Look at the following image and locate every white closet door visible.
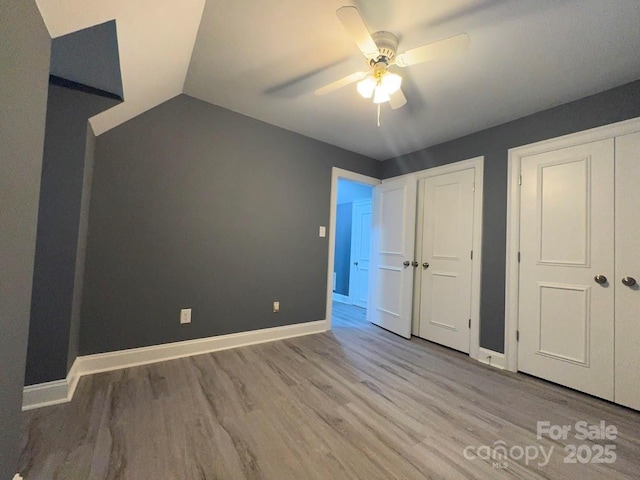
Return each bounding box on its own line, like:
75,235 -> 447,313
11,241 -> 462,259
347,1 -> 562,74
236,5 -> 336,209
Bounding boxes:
614,131 -> 640,410
418,168 -> 475,353
367,176 -> 417,338
518,139 -> 615,400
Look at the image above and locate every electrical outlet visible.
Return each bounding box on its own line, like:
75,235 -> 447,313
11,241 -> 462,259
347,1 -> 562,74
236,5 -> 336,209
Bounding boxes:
319,226 -> 326,237
180,308 -> 192,324
273,301 -> 280,313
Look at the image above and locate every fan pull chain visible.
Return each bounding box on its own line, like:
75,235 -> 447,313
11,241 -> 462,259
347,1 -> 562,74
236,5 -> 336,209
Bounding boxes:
377,103 -> 381,127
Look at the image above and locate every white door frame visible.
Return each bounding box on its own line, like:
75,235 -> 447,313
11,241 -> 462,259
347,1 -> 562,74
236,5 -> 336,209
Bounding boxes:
504,116 -> 640,372
326,168 -> 381,328
386,156 -> 483,361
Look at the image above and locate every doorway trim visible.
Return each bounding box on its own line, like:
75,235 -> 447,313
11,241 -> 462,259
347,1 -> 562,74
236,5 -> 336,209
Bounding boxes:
327,168 -> 381,329
504,116 -> 640,373
408,156 -> 484,361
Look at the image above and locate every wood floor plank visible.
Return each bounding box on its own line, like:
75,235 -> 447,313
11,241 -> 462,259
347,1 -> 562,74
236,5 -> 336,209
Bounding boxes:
19,302 -> 640,479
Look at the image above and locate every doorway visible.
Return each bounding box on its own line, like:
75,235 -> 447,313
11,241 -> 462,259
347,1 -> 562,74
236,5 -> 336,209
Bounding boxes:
333,179 -> 373,307
326,169 -> 380,329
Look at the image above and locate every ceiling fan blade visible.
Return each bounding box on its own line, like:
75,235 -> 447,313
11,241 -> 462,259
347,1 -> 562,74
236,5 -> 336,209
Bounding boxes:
396,33 -> 470,68
314,71 -> 369,96
389,88 -> 407,109
336,6 -> 379,59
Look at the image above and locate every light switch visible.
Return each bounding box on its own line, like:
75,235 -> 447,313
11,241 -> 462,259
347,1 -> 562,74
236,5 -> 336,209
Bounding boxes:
319,226 -> 326,237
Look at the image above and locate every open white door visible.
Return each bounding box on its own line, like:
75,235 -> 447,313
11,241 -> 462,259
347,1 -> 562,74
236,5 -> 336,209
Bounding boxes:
367,175 -> 417,338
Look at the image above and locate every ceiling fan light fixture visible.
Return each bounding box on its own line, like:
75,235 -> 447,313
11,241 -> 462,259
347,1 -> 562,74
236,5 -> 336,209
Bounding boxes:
358,69 -> 402,104
373,86 -> 391,104
317,6 -> 470,121
381,71 -> 402,95
357,75 -> 377,98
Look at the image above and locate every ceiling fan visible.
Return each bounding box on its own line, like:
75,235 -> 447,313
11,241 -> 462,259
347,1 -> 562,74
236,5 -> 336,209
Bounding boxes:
315,6 -> 470,123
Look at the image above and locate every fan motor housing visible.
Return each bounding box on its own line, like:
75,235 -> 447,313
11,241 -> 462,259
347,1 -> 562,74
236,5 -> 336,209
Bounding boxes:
370,31 -> 399,65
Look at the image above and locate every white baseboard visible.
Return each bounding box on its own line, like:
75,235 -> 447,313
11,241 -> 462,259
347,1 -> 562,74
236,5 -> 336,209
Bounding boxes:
77,319 -> 328,376
22,360 -> 79,411
477,347 -> 506,370
22,319 -> 328,410
332,292 -> 351,304
22,379 -> 68,411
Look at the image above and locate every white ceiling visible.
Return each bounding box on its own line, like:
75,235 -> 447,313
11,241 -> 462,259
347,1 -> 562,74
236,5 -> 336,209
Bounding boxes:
35,1 -> 640,160
185,0 -> 640,159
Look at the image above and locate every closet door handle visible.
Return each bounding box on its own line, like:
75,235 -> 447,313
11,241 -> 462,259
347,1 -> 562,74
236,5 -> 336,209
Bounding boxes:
403,261 -> 411,267
594,275 -> 607,285
622,277 -> 637,287
422,262 -> 430,269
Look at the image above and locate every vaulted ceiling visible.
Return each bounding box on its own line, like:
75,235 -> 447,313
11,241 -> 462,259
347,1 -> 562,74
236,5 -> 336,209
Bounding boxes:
36,0 -> 206,135
37,0 -> 640,160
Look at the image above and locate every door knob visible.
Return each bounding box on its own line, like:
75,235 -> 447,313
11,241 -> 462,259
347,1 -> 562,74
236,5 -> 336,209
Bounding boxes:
411,261 -> 419,267
353,261 -> 358,266
403,261 -> 411,267
422,262 -> 430,269
594,275 -> 607,285
622,276 -> 637,287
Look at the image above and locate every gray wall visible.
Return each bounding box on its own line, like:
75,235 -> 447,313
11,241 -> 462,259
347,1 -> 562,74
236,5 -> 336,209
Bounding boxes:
25,84 -> 119,385
334,203 -> 352,296
80,94 -> 379,355
69,126 -> 98,372
50,20 -> 123,98
0,2 -> 50,477
381,79 -> 640,353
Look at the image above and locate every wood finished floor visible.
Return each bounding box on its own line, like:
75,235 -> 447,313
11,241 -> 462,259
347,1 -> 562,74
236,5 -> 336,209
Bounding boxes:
19,303 -> 640,479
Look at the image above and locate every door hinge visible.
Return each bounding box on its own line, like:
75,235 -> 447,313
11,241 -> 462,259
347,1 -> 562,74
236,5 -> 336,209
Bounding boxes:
470,250 -> 473,260
468,318 -> 471,329
517,251 -> 521,263
518,175 -> 522,186
472,182 -> 476,192
516,330 -> 520,342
